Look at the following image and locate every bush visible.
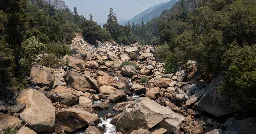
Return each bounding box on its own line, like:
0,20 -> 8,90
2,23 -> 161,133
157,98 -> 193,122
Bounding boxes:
120,61 -> 137,68
220,44 -> 256,111
47,42 -> 71,58
39,53 -> 64,68
140,76 -> 148,84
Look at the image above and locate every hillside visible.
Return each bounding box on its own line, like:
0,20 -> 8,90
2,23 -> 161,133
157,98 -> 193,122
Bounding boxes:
30,0 -> 67,9
125,0 -> 178,25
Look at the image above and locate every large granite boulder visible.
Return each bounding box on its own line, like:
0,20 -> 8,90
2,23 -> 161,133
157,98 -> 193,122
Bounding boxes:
17,89 -> 55,133
198,77 -> 234,117
114,97 -> 185,133
149,78 -> 172,88
56,108 -> 99,133
65,70 -> 98,93
49,86 -> 79,106
97,76 -> 115,86
66,56 -> 86,71
121,65 -> 137,78
30,66 -> 55,87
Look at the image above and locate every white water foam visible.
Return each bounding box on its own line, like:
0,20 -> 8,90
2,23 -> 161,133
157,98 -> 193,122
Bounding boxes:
98,118 -> 116,134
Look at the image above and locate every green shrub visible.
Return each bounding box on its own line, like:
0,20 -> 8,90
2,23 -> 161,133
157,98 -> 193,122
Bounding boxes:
3,128 -> 16,134
220,44 -> 256,111
120,61 -> 138,68
39,53 -> 64,68
140,76 -> 148,84
47,42 -> 71,58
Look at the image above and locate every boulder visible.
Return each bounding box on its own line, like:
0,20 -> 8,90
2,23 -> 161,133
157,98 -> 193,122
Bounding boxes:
17,89 -> 55,132
130,129 -> 151,134
113,102 -> 134,112
56,108 -> 99,133
198,77 -> 234,117
17,127 -> 37,134
84,126 -> 102,134
30,66 -> 54,87
50,86 -> 78,106
0,114 -> 22,131
138,53 -> 153,61
99,85 -> 117,94
131,84 -> 146,95
140,67 -> 151,75
109,90 -> 127,103
105,61 -> 114,68
125,47 -> 139,53
66,56 -> 86,70
120,54 -> 130,62
150,78 -> 172,88
115,97 -> 185,133
225,117 -> 256,134
65,70 -> 98,92
121,65 -> 137,78
97,76 -> 115,86
79,96 -> 93,107
146,87 -> 160,100
152,128 -> 167,134
86,61 -> 99,69
53,69 -> 66,87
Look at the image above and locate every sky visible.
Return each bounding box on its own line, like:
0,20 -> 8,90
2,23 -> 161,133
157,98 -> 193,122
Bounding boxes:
63,0 -> 170,24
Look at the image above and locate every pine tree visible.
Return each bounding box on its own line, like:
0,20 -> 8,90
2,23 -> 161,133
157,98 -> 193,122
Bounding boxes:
74,7 -> 79,24
89,14 -> 93,21
0,0 -> 28,77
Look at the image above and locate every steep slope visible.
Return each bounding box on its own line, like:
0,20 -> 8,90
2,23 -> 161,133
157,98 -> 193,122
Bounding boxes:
126,0 -> 178,25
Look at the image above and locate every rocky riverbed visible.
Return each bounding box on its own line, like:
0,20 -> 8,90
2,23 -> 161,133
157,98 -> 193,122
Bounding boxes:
0,37 -> 255,134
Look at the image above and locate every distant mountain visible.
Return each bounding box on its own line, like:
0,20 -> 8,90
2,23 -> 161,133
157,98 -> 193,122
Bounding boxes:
30,0 -> 68,9
124,0 -> 178,25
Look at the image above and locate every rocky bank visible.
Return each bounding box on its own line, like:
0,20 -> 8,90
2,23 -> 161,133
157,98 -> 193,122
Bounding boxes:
0,37 -> 255,134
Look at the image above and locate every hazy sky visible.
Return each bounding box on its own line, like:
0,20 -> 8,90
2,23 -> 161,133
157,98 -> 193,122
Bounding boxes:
63,0 -> 170,24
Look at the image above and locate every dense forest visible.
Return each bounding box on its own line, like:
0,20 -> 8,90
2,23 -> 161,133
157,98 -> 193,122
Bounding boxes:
134,0 -> 256,111
0,0 -> 135,100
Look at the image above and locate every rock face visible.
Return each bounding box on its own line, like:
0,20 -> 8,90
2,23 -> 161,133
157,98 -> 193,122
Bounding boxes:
56,108 -> 99,133
114,97 -> 185,133
198,77 -> 234,117
17,89 -> 55,132
30,66 -> 55,87
0,114 -> 22,131
121,65 -> 137,77
17,127 -> 37,134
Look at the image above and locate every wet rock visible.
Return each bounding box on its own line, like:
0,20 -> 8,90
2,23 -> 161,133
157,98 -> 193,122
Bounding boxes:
30,66 -> 55,87
84,126 -> 103,134
56,108 -> 99,133
130,128 -> 151,134
109,90 -> 127,103
17,89 -> 55,132
115,97 -> 185,133
121,65 -> 137,78
17,127 -> 37,134
0,114 -> 22,131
